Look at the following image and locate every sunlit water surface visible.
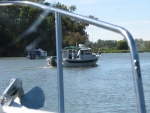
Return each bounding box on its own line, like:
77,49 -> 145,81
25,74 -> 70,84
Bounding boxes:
0,53 -> 150,113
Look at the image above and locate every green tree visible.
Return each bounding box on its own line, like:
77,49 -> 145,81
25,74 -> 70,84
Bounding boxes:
63,32 -> 85,46
69,5 -> 76,12
144,41 -> 150,50
54,2 -> 89,47
135,38 -> 145,50
0,2 -> 89,56
96,39 -> 117,49
116,40 -> 129,50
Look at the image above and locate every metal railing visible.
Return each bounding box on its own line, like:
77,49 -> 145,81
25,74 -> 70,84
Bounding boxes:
0,1 -> 146,113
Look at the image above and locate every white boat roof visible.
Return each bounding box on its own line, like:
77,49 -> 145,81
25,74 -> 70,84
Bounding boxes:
79,44 -> 91,50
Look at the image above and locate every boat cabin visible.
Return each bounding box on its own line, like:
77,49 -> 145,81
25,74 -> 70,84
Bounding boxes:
27,48 -> 47,59
62,46 -> 79,59
62,44 -> 95,60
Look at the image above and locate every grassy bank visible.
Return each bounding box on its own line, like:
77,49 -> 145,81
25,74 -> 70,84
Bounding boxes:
94,49 -> 150,53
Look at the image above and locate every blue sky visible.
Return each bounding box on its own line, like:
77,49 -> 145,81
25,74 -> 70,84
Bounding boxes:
45,0 -> 150,42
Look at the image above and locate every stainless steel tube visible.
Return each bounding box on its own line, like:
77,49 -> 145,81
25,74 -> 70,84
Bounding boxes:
55,12 -> 65,113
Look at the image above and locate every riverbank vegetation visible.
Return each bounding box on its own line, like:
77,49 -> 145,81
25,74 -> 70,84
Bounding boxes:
0,0 -> 150,57
89,39 -> 150,53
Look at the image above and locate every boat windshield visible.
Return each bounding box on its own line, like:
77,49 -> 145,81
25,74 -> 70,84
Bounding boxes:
81,50 -> 92,55
62,50 -> 68,58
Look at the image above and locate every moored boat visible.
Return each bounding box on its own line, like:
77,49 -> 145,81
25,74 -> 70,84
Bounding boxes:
26,48 -> 47,59
47,44 -> 99,67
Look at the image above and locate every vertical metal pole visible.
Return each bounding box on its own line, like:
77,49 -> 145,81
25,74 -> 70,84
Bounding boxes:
124,33 -> 146,113
132,53 -> 146,113
55,12 -> 65,113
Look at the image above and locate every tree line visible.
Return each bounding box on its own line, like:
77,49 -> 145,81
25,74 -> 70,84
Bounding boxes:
88,39 -> 150,53
0,0 -> 89,57
0,0 -> 149,57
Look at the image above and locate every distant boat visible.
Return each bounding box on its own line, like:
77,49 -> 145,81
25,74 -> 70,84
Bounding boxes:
47,44 -> 99,67
26,48 -> 47,59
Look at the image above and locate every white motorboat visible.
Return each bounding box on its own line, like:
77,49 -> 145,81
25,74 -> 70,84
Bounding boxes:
47,44 -> 99,67
26,48 -> 47,59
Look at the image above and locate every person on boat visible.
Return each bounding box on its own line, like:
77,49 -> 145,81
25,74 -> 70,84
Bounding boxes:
72,50 -> 77,59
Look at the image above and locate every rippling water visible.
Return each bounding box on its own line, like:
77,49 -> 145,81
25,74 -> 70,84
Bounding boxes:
0,53 -> 150,113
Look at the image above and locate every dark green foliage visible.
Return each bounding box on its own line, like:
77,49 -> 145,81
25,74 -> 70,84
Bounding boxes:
0,1 -> 88,57
116,40 -> 129,50
0,1 -> 149,56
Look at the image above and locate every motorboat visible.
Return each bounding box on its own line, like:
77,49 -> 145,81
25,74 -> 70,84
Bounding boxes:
47,44 -> 99,67
0,1 -> 146,113
26,48 -> 47,59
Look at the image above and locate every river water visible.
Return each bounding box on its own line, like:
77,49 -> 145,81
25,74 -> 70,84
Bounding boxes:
0,53 -> 150,113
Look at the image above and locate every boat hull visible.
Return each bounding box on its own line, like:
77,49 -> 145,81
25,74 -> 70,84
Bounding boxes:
47,56 -> 99,67
26,49 -> 47,60
63,58 -> 98,67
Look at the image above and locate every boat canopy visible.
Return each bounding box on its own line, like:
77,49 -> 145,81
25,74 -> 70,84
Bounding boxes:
63,46 -> 80,50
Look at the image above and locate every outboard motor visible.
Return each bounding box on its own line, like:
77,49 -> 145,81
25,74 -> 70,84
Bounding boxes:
0,78 -> 24,106
47,56 -> 57,67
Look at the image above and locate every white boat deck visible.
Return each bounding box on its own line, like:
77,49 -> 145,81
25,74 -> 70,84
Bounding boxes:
0,97 -> 55,113
1,107 -> 55,113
